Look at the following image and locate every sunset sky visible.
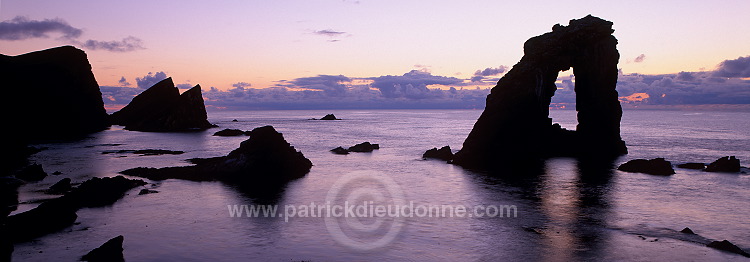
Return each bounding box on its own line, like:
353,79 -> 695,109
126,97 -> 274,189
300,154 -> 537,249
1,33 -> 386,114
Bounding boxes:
2,0 -> 749,109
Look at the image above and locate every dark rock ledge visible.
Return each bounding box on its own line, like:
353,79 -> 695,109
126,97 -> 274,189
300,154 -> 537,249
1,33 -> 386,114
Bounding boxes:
121,126 -> 312,186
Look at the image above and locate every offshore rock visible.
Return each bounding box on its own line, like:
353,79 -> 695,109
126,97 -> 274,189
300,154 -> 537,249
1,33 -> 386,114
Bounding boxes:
705,156 -> 741,173
110,78 -> 216,131
617,158 -> 675,176
320,114 -> 340,120
213,129 -> 249,136
423,146 -> 454,161
348,142 -> 380,152
0,46 -> 109,143
121,126 -> 312,185
81,235 -> 125,262
330,146 -> 350,155
452,15 -> 626,170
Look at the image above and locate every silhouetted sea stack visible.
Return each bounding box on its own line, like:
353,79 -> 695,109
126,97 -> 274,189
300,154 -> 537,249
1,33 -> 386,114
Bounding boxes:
452,15 -> 626,170
121,126 -> 312,185
0,46 -> 109,143
617,158 -> 675,176
109,78 -> 216,131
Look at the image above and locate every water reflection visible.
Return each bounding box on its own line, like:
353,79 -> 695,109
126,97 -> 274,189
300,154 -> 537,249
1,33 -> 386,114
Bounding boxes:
463,157 -> 617,261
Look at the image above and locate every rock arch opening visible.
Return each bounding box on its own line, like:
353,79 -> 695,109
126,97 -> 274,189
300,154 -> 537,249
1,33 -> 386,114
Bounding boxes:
452,15 -> 627,170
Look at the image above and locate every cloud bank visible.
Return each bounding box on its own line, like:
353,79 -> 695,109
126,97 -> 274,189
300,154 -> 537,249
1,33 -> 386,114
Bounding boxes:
102,56 -> 750,111
0,16 -> 144,52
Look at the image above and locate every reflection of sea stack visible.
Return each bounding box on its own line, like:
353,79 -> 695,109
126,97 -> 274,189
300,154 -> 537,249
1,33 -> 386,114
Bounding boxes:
453,15 -> 627,170
0,46 -> 110,142
110,78 -> 216,131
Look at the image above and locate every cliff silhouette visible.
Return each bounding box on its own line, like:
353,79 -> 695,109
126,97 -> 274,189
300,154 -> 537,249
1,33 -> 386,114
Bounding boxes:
0,46 -> 110,142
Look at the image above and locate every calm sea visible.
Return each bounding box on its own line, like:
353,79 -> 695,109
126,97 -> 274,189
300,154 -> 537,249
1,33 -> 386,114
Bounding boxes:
12,109 -> 750,261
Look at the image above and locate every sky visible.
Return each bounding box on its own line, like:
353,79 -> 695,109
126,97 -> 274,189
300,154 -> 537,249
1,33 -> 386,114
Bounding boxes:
1,0 -> 750,110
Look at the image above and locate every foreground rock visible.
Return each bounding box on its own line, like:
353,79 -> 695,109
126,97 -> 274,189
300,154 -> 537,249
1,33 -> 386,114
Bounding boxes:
705,156 -> 741,173
14,164 -> 47,181
348,142 -> 380,152
121,126 -> 312,185
617,158 -> 675,176
81,235 -> 125,262
423,146 -> 454,161
47,178 -> 72,194
1,46 -> 109,143
213,129 -> 249,136
452,15 -> 626,170
109,78 -> 216,131
5,176 -> 146,242
706,240 -> 750,258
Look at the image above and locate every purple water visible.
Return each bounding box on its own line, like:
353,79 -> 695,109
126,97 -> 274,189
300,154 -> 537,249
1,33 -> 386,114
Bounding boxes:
12,109 -> 750,261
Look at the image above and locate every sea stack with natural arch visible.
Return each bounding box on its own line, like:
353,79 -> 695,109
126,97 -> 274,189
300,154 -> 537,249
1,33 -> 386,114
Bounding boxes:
452,15 -> 627,170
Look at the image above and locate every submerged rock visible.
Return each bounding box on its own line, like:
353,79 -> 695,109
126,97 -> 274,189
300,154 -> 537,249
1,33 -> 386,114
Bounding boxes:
348,142 -> 379,152
213,129 -> 249,136
330,146 -> 350,155
47,178 -> 72,194
319,114 -> 340,120
705,156 -> 741,173
680,227 -> 695,234
102,149 -> 185,156
452,15 -> 626,170
676,163 -> 706,170
706,240 -> 750,258
81,235 -> 125,262
121,126 -> 312,185
109,78 -> 216,131
617,158 -> 675,176
138,189 -> 159,195
423,146 -> 454,161
1,46 -> 109,143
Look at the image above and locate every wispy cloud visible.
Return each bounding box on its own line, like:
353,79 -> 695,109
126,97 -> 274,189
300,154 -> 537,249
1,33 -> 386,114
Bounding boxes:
313,29 -> 346,37
470,66 -> 508,82
80,36 -> 145,52
0,16 -> 145,52
634,54 -> 646,63
0,16 -> 82,40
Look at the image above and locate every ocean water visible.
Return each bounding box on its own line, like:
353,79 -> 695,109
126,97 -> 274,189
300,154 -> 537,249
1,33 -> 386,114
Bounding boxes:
12,109 -> 750,261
